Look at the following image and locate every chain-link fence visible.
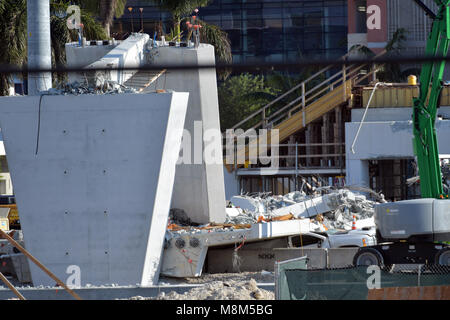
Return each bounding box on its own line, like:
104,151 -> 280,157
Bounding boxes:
275,257 -> 450,300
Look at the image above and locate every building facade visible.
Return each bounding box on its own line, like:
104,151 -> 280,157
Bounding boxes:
114,0 -> 348,63
348,0 -> 439,58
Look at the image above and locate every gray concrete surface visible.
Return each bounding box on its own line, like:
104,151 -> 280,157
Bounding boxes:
274,249 -> 328,269
147,44 -> 226,224
0,92 -> 188,287
327,248 -> 359,268
351,107 -> 450,122
85,33 -> 149,85
207,238 -> 288,273
345,119 -> 450,187
66,42 -> 118,84
208,246 -> 359,273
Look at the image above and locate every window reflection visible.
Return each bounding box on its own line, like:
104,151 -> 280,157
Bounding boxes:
113,0 -> 348,62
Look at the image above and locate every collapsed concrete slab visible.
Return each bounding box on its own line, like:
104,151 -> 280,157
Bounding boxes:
161,220 -> 312,278
67,33 -> 149,86
0,92 -> 188,287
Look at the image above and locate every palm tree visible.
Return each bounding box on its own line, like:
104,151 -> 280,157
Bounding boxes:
0,0 -> 27,96
197,19 -> 232,79
349,28 -> 411,82
0,1 -> 108,95
50,3 -> 107,83
70,0 -> 127,37
146,1 -> 232,78
149,0 -> 210,42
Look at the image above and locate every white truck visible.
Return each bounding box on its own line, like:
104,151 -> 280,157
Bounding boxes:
288,227 -> 377,249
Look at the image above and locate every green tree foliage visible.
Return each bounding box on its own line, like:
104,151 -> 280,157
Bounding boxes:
68,0 -> 127,36
0,1 -> 108,95
349,28 -> 413,82
149,0 -> 210,41
234,68 -> 325,129
218,73 -> 279,131
0,0 -> 27,95
147,1 -> 233,78
198,19 -> 232,79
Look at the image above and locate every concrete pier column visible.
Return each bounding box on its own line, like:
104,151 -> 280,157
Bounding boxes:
150,44 -> 226,224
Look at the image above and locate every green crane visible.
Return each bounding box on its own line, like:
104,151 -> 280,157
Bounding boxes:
412,0 -> 450,200
352,0 -> 450,268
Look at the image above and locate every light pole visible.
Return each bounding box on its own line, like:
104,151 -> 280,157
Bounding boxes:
139,8 -> 144,32
128,7 -> 134,33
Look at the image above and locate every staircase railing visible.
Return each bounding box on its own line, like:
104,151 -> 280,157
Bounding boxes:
230,50 -> 386,133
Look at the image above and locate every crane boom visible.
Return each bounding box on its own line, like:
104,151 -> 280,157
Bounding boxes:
412,0 -> 450,199
352,1 -> 450,268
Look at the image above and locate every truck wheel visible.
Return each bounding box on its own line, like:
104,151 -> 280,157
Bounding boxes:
353,247 -> 384,267
435,247 -> 450,266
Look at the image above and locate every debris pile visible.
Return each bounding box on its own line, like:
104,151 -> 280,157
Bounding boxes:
228,188 -> 387,231
44,80 -> 137,95
128,279 -> 274,300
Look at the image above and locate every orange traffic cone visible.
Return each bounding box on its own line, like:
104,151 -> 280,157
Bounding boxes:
352,215 -> 357,230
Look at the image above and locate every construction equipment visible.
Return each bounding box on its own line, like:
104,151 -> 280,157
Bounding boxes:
0,196 -> 19,230
354,0 -> 450,267
0,204 -> 19,230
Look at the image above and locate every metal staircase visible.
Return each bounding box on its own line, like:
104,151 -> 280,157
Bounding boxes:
229,51 -> 385,166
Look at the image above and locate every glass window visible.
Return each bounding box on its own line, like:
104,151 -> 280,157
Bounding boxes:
264,18 -> 282,29
246,19 -> 263,28
118,0 -> 348,63
263,27 -> 283,50
304,32 -> 324,50
227,30 -> 242,48
246,29 -> 263,53
355,0 -> 367,33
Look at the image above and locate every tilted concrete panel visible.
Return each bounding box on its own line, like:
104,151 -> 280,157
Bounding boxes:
0,92 -> 188,286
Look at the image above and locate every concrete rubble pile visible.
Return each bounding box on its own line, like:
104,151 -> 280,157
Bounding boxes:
166,208 -> 251,236
44,80 -> 137,95
127,279 -> 274,300
228,188 -> 387,231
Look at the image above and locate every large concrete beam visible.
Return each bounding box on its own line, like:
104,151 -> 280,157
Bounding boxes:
83,33 -> 149,85
0,92 -> 188,286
